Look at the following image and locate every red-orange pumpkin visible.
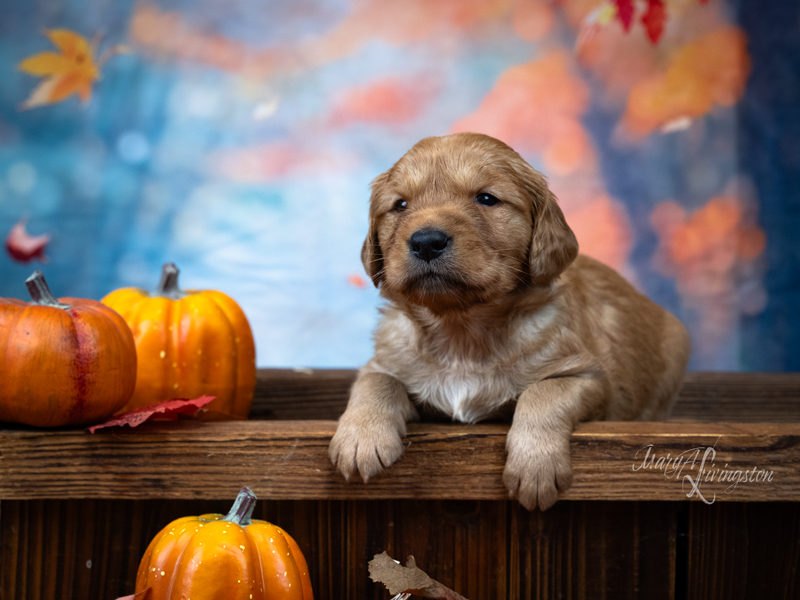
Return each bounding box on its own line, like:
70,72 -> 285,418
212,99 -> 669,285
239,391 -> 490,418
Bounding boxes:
102,263 -> 256,417
136,487 -> 313,600
0,271 -> 137,427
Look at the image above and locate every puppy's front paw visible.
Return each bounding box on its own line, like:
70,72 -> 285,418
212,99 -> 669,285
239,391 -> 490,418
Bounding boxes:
502,425 -> 573,511
328,412 -> 406,483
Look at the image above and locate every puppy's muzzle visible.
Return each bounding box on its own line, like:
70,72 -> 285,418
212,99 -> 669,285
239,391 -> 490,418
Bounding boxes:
408,227 -> 451,263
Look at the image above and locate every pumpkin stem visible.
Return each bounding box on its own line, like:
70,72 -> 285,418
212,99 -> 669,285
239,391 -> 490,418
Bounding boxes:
154,262 -> 186,300
26,271 -> 70,309
222,486 -> 258,526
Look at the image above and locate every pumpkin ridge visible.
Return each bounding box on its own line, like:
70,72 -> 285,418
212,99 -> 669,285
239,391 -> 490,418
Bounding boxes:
136,516 -> 197,591
246,522 -> 305,599
0,304 -> 25,423
282,529 -> 313,599
67,308 -> 93,423
188,294 -> 238,409
16,304 -> 75,427
106,306 -> 138,411
244,525 -> 268,600
202,290 -> 256,416
163,518 -> 202,599
173,296 -> 190,400
122,293 -> 169,411
163,296 -> 176,400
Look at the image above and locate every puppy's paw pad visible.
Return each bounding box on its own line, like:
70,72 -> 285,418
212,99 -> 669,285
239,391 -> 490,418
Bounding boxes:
329,418 -> 405,482
503,432 -> 573,511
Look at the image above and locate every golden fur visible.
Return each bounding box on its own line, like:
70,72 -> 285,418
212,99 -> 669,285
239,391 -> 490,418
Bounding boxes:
329,133 -> 691,510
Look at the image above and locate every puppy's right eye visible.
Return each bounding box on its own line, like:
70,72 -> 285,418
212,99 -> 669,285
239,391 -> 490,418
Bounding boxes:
475,192 -> 500,207
392,199 -> 408,212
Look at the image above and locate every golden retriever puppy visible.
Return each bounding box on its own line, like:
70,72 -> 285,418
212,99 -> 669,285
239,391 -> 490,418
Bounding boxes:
329,132 -> 691,510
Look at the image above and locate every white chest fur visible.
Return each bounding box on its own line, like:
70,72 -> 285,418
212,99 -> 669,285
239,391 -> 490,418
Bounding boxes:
402,360 -> 520,423
370,303 -> 561,423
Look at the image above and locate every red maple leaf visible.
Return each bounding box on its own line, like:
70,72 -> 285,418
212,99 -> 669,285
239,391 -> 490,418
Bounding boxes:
5,219 -> 50,263
614,0 -> 635,31
642,0 -> 666,44
87,396 -> 216,433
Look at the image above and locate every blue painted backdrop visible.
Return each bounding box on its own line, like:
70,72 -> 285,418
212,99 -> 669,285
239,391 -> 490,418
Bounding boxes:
0,0 -> 797,370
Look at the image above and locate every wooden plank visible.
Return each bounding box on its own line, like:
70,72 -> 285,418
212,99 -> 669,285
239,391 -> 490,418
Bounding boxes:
251,368 -> 355,420
685,502 -> 800,599
1,420 -> 797,501
676,372 -> 800,422
0,498 -> 316,600
251,370 -> 800,422
2,498 -> 679,600
509,501 -> 677,600
4,498 -> 797,600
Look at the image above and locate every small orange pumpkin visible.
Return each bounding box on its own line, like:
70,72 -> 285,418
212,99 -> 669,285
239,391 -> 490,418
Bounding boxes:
136,487 -> 313,600
102,263 -> 256,417
0,271 -> 137,427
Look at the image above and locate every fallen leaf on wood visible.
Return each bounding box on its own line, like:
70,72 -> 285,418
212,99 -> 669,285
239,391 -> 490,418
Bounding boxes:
368,552 -> 469,600
87,396 -> 216,433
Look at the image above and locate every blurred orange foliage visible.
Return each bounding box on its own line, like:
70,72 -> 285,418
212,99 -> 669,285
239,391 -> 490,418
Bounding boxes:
451,51 -> 594,175
653,196 -> 765,276
652,194 -> 766,358
621,27 -> 750,138
565,194 -> 632,270
313,0 -> 507,48
328,78 -> 436,128
207,142 -> 359,182
130,5 -> 252,72
512,0 -> 555,41
129,0 -> 555,76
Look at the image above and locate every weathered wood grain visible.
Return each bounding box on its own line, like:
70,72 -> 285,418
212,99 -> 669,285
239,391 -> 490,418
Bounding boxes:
251,370 -> 800,422
1,420 -> 797,501
251,369 -> 355,420
509,501 -> 677,599
675,372 -> 800,422
685,502 -> 800,599
8,499 -> 798,600
2,371 -> 800,600
0,498 -> 507,600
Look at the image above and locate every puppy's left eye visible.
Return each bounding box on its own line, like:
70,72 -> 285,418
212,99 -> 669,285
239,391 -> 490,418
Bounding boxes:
475,193 -> 500,207
393,199 -> 408,212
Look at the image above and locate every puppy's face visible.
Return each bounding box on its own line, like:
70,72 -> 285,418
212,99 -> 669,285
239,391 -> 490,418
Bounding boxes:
363,133 -> 578,311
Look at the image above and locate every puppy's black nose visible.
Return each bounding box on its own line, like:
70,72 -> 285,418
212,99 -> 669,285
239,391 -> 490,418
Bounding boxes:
408,228 -> 451,262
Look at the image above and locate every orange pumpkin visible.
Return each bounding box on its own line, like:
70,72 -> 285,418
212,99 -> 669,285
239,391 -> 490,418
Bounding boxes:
0,271 -> 137,427
136,487 -> 313,600
102,263 -> 256,417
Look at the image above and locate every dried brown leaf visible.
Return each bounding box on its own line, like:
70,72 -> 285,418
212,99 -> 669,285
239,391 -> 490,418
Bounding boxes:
368,552 -> 469,600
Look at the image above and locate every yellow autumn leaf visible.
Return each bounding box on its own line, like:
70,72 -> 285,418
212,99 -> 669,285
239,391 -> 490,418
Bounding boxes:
17,28 -> 126,110
45,28 -> 93,60
18,52 -> 74,76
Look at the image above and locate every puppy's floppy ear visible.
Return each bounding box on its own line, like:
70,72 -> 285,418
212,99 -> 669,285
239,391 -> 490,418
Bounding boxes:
518,163 -> 579,285
361,171 -> 390,287
361,223 -> 383,287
